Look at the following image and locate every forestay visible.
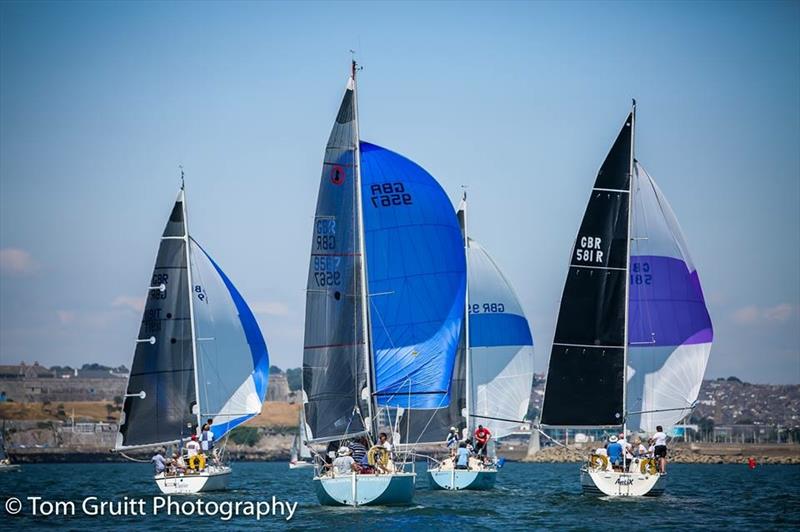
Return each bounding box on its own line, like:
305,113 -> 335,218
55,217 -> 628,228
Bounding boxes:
302,78 -> 370,442
189,238 -> 270,438
626,162 -> 713,432
467,237 -> 534,439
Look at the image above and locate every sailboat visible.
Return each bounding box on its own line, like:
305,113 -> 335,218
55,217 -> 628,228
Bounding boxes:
289,411 -> 313,469
540,102 -> 713,497
302,61 -> 467,506
0,420 -> 20,471
427,193 -> 535,490
115,183 -> 270,494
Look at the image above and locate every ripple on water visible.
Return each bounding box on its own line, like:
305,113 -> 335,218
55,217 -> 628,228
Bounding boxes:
1,462 -> 799,530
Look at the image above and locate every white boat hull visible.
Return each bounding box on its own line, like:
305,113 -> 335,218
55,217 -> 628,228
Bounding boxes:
155,466 -> 231,494
0,464 -> 20,472
427,468 -> 497,490
314,472 -> 416,506
580,466 -> 665,497
289,460 -> 314,469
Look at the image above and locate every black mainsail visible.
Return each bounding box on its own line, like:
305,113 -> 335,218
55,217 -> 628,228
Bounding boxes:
540,111 -> 634,427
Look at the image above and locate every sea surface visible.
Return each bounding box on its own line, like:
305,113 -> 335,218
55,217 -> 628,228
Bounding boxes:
2,462 -> 799,530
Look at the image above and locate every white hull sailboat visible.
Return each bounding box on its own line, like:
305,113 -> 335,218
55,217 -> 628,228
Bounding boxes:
155,465 -> 231,494
289,410 -> 314,469
115,182 -> 270,494
580,462 -> 665,497
426,195 -> 534,492
0,422 -> 19,472
302,61 -> 468,506
540,102 -> 713,498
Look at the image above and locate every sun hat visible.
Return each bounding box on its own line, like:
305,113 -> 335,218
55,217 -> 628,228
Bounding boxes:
609,435 -> 619,443
337,446 -> 351,456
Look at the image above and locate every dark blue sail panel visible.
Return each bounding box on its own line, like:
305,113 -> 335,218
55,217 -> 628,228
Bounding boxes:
360,141 -> 467,410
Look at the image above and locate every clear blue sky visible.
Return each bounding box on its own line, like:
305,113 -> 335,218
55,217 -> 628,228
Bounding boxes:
1,1 -> 798,383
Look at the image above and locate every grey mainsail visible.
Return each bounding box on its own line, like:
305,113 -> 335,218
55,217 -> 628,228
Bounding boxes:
302,75 -> 370,442
117,190 -> 197,448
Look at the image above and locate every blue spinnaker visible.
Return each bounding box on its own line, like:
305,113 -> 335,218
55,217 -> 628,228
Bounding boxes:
361,141 -> 466,410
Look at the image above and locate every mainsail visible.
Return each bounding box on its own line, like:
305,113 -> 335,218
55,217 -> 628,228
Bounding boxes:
540,113 -> 633,427
302,74 -> 370,442
626,162 -> 713,432
116,189 -> 270,449
118,191 -> 197,448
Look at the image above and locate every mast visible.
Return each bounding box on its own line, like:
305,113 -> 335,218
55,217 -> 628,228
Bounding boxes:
181,175 -> 203,434
622,99 -> 636,437
351,58 -> 378,438
462,190 -> 472,439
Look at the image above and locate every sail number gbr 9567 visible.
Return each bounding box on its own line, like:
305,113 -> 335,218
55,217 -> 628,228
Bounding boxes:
369,182 -> 412,208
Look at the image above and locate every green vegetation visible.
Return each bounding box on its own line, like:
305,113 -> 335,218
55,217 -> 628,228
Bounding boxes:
229,426 -> 261,447
286,368 -> 302,391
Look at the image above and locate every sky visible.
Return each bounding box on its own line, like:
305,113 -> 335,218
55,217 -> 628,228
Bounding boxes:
1,1 -> 798,384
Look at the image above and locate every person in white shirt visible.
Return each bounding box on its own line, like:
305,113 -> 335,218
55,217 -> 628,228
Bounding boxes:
633,438 -> 648,458
185,434 -> 205,471
376,432 -> 393,473
332,446 -> 358,476
619,432 -> 633,471
651,425 -> 668,474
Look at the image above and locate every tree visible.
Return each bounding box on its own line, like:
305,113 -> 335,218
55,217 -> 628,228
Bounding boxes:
269,365 -> 283,375
286,368 -> 302,391
113,396 -> 123,407
229,426 -> 261,447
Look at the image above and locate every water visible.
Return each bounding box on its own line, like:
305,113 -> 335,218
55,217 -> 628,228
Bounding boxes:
2,462 -> 799,530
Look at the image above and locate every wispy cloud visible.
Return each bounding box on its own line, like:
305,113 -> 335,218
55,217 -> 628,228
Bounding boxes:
249,301 -> 290,317
56,310 -> 76,324
732,304 -> 797,325
0,247 -> 38,276
111,295 -> 146,313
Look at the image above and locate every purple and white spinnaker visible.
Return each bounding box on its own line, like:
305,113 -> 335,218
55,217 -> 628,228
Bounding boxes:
626,162 -> 713,432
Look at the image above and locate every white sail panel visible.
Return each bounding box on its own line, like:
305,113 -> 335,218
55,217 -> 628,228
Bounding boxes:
189,238 -> 269,438
626,163 -> 713,432
467,238 -> 534,439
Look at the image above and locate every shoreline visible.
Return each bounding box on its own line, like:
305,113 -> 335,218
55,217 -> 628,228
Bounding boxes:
522,442 -> 800,465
